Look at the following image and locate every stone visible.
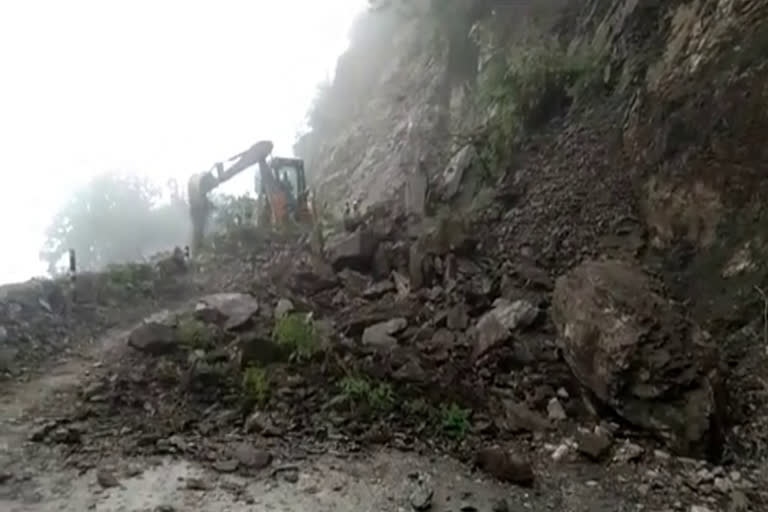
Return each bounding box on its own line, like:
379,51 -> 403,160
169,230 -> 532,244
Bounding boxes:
552,259 -> 724,460
471,312 -> 509,361
446,302 -> 469,330
274,299 -> 294,319
282,469 -> 299,484
547,398 -> 567,421
408,244 -> 426,289
576,430 -> 614,461
419,216 -> 475,256
325,229 -> 378,271
244,411 -> 282,436
551,443 -> 570,461
474,447 -> 534,486
96,468 -> 120,488
496,399 -> 551,433
393,359 -> 427,382
0,325 -> 7,343
362,318 -> 407,350
195,293 -> 259,330
213,459 -> 239,473
614,441 -> 645,463
490,298 -> 539,331
471,299 -> 538,361
392,270 -> 411,298
127,311 -> 178,355
409,484 -> 433,511
442,145 -> 476,200
185,477 -> 210,491
338,269 -> 371,295
363,280 -> 395,299
233,444 -> 272,470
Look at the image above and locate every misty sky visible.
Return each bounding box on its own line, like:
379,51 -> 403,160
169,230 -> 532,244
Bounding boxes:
0,0 -> 365,284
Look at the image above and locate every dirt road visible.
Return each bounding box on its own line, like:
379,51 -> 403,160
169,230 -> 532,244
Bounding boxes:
0,319 -> 519,512
0,318 -> 664,512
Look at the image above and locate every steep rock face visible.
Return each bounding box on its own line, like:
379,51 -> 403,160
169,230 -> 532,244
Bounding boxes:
300,0 -> 768,332
295,2 -> 449,213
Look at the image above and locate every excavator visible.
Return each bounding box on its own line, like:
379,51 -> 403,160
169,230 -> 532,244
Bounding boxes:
187,139 -> 313,251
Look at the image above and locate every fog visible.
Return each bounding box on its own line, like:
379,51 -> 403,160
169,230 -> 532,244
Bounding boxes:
0,0 -> 366,284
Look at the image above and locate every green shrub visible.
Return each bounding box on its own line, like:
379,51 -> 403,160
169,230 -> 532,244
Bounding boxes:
476,38 -> 604,174
177,317 -> 215,350
242,366 -> 270,406
105,262 -> 154,290
404,398 -> 432,417
338,376 -> 396,412
273,313 -> 320,360
440,402 -> 472,439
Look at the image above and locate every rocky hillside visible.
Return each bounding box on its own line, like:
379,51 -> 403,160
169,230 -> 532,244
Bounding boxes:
297,0 -> 768,328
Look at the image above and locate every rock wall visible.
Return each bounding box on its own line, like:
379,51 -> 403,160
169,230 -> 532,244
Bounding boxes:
298,0 -> 768,330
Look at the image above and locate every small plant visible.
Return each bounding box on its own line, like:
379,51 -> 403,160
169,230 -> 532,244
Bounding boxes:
177,317 -> 215,350
338,376 -> 396,412
440,403 -> 472,439
242,366 -> 270,406
404,397 -> 432,417
273,312 -> 320,360
339,376 -> 371,400
106,262 -> 154,290
368,382 -> 396,411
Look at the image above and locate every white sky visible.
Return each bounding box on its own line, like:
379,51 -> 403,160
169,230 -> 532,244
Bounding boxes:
0,0 -> 365,284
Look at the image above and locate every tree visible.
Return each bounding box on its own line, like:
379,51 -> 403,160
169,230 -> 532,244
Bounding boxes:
40,172 -> 188,275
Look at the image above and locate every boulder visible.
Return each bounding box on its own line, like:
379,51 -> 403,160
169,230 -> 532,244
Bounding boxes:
362,318 -> 408,350
471,312 -> 509,361
194,293 -> 259,330
551,260 -> 725,460
128,310 -> 179,355
419,216 -> 475,256
442,145 -> 476,200
471,299 -> 538,360
324,229 -> 379,272
490,298 -> 539,331
474,447 -> 534,486
274,299 -> 294,319
446,302 -> 469,330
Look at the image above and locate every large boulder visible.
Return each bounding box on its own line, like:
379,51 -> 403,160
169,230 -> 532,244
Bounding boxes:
551,260 -> 725,460
128,310 -> 179,355
324,229 -> 379,272
194,293 -> 259,330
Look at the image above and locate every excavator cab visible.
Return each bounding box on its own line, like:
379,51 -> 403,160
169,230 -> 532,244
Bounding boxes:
260,156 -> 312,226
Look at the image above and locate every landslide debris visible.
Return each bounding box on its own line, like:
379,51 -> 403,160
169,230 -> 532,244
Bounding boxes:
16,204 -> 765,509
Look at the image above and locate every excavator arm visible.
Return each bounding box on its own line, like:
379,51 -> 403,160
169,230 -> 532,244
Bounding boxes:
214,140 -> 274,186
